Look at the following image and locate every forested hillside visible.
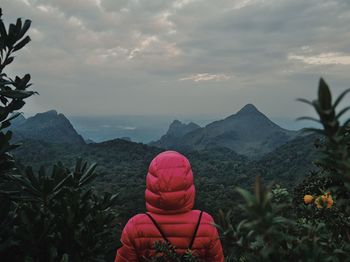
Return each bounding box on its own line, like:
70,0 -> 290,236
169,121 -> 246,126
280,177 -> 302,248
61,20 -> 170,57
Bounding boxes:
12,132 -> 320,225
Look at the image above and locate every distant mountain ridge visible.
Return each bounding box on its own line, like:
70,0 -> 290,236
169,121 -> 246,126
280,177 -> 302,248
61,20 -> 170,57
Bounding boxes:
10,106 -> 300,157
150,104 -> 298,157
10,110 -> 85,145
150,120 -> 200,148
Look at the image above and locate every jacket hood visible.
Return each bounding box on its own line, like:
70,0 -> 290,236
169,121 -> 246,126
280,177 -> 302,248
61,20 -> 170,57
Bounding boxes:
145,151 -> 195,214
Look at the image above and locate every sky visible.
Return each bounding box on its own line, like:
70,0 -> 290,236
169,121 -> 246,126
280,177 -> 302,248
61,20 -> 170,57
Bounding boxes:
2,0 -> 350,121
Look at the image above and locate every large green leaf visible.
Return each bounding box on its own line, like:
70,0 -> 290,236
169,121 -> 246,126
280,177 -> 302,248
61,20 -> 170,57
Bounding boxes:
13,35 -> 31,52
0,90 -> 37,99
17,19 -> 31,40
318,78 -> 332,110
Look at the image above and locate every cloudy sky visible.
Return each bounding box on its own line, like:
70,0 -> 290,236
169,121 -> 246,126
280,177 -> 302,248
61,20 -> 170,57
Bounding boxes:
2,0 -> 350,120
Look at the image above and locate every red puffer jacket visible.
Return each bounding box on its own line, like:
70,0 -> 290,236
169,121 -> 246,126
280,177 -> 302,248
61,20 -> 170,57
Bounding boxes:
115,151 -> 224,261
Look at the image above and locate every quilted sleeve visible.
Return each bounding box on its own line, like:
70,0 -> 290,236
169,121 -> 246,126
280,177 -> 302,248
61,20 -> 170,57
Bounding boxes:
114,217 -> 139,262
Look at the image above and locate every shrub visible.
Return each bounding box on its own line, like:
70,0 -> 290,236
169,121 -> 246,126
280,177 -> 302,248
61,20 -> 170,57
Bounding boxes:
218,79 -> 350,261
0,9 -> 119,261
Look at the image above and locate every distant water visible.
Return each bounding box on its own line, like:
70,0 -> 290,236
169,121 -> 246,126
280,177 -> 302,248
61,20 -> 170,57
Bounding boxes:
68,114 -> 318,144
68,115 -> 215,143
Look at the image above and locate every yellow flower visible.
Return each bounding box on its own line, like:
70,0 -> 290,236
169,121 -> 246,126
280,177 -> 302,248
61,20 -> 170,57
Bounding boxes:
321,195 -> 328,202
315,196 -> 323,209
314,193 -> 334,209
326,196 -> 333,208
304,195 -> 314,204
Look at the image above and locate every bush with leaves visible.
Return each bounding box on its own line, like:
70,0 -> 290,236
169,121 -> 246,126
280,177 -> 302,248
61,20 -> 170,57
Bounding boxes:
292,170 -> 350,243
219,79 -> 350,262
2,159 -> 119,262
0,7 -> 37,257
0,9 -> 119,261
144,241 -> 200,262
0,8 -> 37,173
297,79 -> 350,178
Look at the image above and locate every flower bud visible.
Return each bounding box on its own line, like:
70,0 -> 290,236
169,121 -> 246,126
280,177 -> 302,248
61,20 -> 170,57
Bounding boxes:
303,195 -> 314,204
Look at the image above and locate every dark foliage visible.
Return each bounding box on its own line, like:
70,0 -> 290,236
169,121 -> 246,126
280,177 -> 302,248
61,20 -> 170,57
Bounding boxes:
1,159 -> 119,261
0,10 -> 119,262
217,79 -> 350,261
0,8 -> 37,173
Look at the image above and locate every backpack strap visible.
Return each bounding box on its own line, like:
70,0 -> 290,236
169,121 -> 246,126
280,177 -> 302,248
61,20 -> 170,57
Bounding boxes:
145,211 -> 203,250
144,212 -> 170,244
188,211 -> 203,250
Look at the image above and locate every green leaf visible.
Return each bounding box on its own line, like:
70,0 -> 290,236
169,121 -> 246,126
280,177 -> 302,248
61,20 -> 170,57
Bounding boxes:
296,98 -> 314,107
273,216 -> 294,225
52,174 -> 72,195
318,78 -> 332,110
339,119 -> 350,134
254,176 -> 262,203
17,19 -> 31,39
60,254 -> 69,262
5,112 -> 22,122
75,158 -> 83,173
236,187 -> 255,205
13,35 -> 31,52
296,116 -> 321,124
8,99 -> 26,110
0,18 -> 7,38
4,56 -> 14,66
80,163 -> 98,186
24,167 -> 40,191
15,18 -> 22,35
300,127 -> 325,135
0,90 -> 37,99
333,88 -> 350,109
335,106 -> 350,120
0,120 -> 10,129
7,23 -> 17,46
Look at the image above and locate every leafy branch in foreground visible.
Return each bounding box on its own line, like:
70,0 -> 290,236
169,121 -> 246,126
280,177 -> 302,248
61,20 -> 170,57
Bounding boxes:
0,7 -> 37,174
145,241 -> 200,262
0,9 -> 119,262
1,159 -> 119,262
218,78 -> 350,261
218,177 -> 350,262
297,78 -> 350,186
0,8 -> 38,261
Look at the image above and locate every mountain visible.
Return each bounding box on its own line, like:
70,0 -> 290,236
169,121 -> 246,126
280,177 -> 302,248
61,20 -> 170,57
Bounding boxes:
254,133 -> 321,187
150,120 -> 201,148
85,138 -> 95,144
150,104 -> 298,157
10,110 -> 85,145
120,137 -> 132,142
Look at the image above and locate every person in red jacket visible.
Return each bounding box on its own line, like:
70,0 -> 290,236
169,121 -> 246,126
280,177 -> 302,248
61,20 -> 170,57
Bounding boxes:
115,150 -> 224,261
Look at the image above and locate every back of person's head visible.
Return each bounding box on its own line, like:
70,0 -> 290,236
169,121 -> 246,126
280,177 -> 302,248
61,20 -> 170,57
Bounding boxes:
145,150 -> 195,214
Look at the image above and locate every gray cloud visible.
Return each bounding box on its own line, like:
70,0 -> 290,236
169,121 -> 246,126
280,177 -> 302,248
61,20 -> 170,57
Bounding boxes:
1,0 -> 350,119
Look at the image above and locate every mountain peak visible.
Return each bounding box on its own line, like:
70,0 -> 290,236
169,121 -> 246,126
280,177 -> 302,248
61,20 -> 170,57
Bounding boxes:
12,109 -> 85,145
237,104 -> 259,115
170,119 -> 182,126
38,109 -> 58,116
151,103 -> 297,157
167,120 -> 200,136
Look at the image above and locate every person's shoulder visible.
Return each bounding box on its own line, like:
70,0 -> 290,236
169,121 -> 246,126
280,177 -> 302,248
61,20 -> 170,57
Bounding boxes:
126,213 -> 151,225
192,210 -> 215,224
194,210 -> 219,237
122,213 -> 150,237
